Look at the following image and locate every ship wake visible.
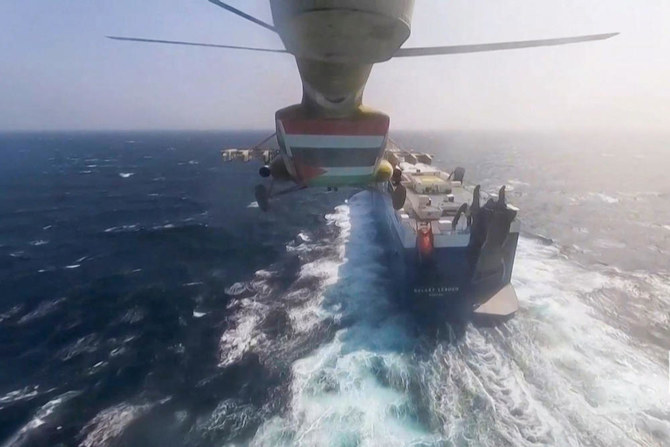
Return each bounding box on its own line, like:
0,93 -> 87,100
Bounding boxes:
206,191 -> 668,446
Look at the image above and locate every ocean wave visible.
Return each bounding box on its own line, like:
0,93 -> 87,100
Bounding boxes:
0,386 -> 40,408
0,305 -> 24,324
104,224 -> 139,233
593,238 -> 627,249
217,198 -> 355,371
218,296 -> 271,368
101,222 -> 201,234
188,399 -> 259,444
245,193 -> 669,446
57,334 -> 101,362
589,192 -> 620,204
569,192 -> 621,205
18,297 -> 66,324
224,282 -> 251,297
508,179 -> 531,187
79,401 -> 154,447
249,192 -> 438,446
2,391 -> 81,447
483,238 -> 670,445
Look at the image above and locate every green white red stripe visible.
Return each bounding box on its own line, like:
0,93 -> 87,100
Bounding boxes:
276,112 -> 390,186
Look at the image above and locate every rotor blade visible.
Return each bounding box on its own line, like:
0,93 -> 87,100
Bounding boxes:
393,32 -> 619,57
207,0 -> 276,33
106,36 -> 287,54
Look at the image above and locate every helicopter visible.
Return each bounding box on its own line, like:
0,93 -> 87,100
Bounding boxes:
108,0 -> 617,211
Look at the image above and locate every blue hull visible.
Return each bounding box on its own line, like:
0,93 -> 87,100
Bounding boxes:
372,189 -> 519,319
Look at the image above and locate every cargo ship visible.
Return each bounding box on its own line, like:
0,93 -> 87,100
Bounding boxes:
222,133 -> 520,322
372,146 -> 520,321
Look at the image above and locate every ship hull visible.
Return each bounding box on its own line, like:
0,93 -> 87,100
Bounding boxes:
372,188 -> 519,321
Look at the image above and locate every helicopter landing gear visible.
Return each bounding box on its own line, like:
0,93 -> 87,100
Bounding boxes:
254,182 -> 306,212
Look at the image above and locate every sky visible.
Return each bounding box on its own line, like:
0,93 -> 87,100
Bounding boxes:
1,0 -> 669,132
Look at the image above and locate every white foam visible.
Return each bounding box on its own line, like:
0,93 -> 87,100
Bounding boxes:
79,402 -> 153,447
508,179 -> 531,187
0,386 -> 40,406
18,298 -> 65,324
118,172 -> 134,178
569,192 -> 621,206
590,192 -> 619,204
251,192 -> 439,446
224,282 -> 249,296
3,391 -> 80,447
104,224 -> 138,233
190,399 -> 258,442
218,298 -> 269,367
225,191 -> 669,446
481,238 -> 669,444
593,238 -> 627,249
219,270 -> 280,367
218,196 -> 361,371
254,269 -> 274,279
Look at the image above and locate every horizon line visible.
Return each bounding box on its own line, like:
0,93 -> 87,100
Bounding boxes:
2,127 -> 669,136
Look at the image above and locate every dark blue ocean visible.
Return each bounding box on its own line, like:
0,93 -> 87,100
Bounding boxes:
0,131 -> 668,446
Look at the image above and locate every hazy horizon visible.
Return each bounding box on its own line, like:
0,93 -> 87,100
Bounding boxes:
1,1 -> 669,133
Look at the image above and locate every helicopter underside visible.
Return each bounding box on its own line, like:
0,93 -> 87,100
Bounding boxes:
271,0 -> 414,118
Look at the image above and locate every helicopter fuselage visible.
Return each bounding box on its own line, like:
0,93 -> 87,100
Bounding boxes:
267,0 -> 415,187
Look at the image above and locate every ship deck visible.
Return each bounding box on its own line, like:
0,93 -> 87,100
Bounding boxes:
396,161 -> 475,240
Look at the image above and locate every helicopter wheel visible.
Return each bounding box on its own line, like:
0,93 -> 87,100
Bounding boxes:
392,183 -> 407,210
